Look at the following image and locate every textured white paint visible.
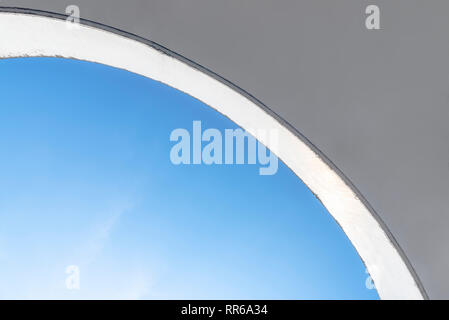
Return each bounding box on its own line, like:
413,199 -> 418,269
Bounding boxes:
0,12 -> 424,299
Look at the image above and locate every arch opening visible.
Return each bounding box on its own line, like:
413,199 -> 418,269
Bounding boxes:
0,9 -> 425,299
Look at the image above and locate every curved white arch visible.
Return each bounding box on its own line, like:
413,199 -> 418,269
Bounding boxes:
0,12 -> 424,299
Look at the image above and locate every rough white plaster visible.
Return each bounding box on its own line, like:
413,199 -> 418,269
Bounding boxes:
0,12 -> 424,299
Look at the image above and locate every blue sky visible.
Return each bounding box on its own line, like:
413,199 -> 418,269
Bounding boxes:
0,57 -> 378,299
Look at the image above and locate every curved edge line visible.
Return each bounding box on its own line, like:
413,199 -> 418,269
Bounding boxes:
0,6 -> 429,299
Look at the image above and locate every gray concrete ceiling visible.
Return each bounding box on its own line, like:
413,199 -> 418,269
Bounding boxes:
1,0 -> 448,299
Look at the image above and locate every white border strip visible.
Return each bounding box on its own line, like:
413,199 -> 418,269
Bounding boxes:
0,12 -> 424,299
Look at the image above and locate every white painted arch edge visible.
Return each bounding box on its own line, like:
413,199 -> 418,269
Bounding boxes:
0,12 -> 424,299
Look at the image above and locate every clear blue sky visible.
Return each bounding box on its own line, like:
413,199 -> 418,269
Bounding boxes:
0,57 -> 378,299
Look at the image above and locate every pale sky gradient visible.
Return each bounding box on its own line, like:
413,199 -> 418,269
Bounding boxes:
0,57 -> 378,299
